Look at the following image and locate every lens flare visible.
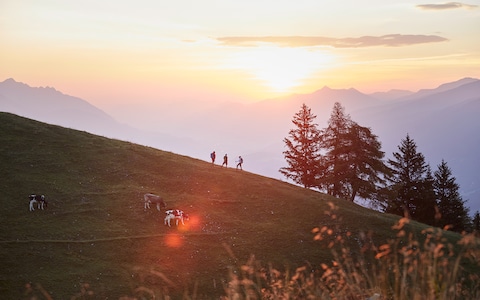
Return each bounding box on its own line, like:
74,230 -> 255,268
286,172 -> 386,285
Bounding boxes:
165,233 -> 183,248
177,214 -> 202,233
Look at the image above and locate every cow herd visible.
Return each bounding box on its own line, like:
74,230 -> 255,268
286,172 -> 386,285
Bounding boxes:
143,193 -> 189,227
28,192 -> 189,228
28,194 -> 47,211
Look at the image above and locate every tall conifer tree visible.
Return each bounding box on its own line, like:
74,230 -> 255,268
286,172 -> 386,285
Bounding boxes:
318,102 -> 352,197
434,159 -> 470,232
280,103 -> 321,188
342,123 -> 388,202
318,102 -> 388,202
386,134 -> 429,218
415,166 -> 437,225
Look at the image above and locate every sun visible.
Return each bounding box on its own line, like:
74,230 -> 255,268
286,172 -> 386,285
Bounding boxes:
225,46 -> 334,93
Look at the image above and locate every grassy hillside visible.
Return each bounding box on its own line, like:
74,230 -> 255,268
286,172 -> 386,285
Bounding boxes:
0,112 -> 477,299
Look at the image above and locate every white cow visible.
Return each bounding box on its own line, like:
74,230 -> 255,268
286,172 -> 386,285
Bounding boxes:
164,209 -> 189,227
144,193 -> 166,211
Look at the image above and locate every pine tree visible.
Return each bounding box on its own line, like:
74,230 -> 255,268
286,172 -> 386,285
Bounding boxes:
344,123 -> 389,202
318,102 -> 352,197
434,159 -> 471,232
386,134 -> 429,218
415,166 -> 437,226
280,103 -> 321,188
318,102 -> 388,202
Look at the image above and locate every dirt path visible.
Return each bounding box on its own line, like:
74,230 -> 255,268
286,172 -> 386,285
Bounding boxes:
0,232 -> 224,244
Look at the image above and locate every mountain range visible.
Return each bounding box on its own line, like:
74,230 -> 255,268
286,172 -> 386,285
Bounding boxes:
1,77 -> 479,213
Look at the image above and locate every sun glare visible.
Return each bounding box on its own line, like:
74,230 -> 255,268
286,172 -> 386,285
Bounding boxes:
225,46 -> 334,93
165,233 -> 183,248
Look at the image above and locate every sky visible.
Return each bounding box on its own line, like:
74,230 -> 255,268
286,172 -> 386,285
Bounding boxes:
1,0 -> 479,114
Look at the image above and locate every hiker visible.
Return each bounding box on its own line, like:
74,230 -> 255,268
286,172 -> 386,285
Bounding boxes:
210,151 -> 216,164
236,156 -> 243,170
222,154 -> 228,167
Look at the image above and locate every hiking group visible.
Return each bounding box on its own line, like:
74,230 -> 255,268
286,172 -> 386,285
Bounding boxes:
211,151 -> 243,170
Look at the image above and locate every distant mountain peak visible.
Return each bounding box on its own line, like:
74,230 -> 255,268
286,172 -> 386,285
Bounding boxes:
2,78 -> 27,87
320,86 -> 332,91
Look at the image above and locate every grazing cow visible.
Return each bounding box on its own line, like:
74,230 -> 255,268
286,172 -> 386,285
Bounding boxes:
29,194 -> 36,211
144,193 -> 166,211
29,194 -> 47,211
164,209 -> 189,227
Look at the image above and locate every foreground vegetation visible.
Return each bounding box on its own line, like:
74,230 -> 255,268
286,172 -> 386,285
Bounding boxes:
224,208 -> 480,300
0,112 -> 478,299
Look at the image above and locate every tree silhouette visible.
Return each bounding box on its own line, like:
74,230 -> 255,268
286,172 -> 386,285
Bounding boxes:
280,103 -> 321,188
434,159 -> 471,232
414,166 -> 437,225
318,102 -> 388,202
318,102 -> 352,197
386,134 -> 429,218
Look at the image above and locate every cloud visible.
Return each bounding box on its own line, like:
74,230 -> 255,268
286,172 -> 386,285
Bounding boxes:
216,34 -> 448,48
416,2 -> 478,10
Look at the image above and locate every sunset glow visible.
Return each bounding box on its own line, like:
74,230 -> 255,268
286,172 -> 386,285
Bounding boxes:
0,0 -> 479,113
224,46 -> 335,93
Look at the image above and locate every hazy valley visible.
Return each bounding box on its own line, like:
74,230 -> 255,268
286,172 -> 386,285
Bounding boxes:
1,77 -> 479,212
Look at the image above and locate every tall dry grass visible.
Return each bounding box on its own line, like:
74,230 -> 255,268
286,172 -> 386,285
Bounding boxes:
222,203 -> 480,300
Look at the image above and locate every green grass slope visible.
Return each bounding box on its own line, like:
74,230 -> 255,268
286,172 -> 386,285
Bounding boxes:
0,112 -> 472,299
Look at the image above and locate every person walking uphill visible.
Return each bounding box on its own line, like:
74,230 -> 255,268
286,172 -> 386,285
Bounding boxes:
222,154 -> 228,167
210,151 -> 216,165
236,156 -> 243,170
